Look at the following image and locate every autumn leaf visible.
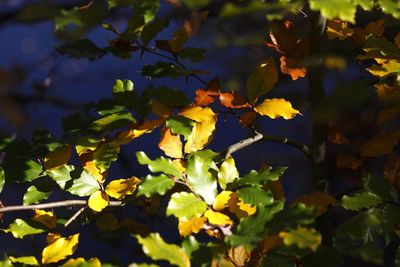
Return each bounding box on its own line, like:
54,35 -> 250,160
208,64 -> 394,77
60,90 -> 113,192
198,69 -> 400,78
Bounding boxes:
267,20 -> 296,54
152,99 -> 172,117
367,60 -> 400,77
228,193 -> 257,218
294,191 -> 336,216
279,227 -> 321,251
326,19 -> 353,40
32,210 -> 57,229
213,191 -> 234,211
361,131 -> 400,157
204,210 -> 233,225
239,111 -> 257,127
218,157 -> 239,190
105,176 -> 140,200
43,145 -> 71,171
88,190 -> 109,212
254,98 -> 300,119
227,246 -> 251,267
194,89 -> 219,106
84,161 -> 105,183
111,119 -> 164,146
180,106 -> 215,122
42,233 -> 80,264
327,125 -> 350,145
159,127 -> 183,158
279,56 -> 307,80
336,154 -> 363,170
365,19 -> 385,37
375,82 -> 400,103
246,58 -> 278,102
178,216 -> 206,236
219,92 -> 250,108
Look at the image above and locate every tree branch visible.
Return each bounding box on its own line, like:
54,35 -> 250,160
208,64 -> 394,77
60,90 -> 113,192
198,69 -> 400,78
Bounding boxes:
0,200 -> 123,213
64,206 -> 87,227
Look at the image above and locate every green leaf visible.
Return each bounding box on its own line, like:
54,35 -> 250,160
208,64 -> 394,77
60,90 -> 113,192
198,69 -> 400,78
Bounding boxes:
341,191 -> 382,211
112,79 -> 136,107
47,164 -> 74,189
351,243 -> 384,266
219,1 -> 267,18
95,99 -> 126,115
90,111 -> 134,132
363,174 -> 395,202
178,47 -> 207,62
2,219 -> 46,239
238,167 -> 287,186
141,19 -> 169,46
93,143 -> 120,173
23,185 -> 52,205
54,8 -> 83,31
0,257 -> 13,267
9,256 -> 39,266
265,204 -> 316,234
166,116 -> 194,140
142,61 -> 192,79
153,87 -> 190,107
246,58 -> 278,102
186,155 -> 217,205
280,227 -> 321,251
166,192 -> 207,220
353,0 -> 374,10
137,174 -> 175,197
135,233 -> 190,267
0,166 -> 5,193
133,0 -> 160,23
182,0 -> 210,9
309,0 -> 356,23
4,157 -> 43,182
378,0 -> 400,19
66,170 -> 100,197
55,39 -> 106,61
136,151 -> 182,179
261,253 -> 295,267
237,187 -> 274,206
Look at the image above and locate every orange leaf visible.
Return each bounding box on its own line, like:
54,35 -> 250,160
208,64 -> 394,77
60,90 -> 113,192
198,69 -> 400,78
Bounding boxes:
294,191 -> 336,216
361,131 -> 400,157
111,119 -> 164,146
44,145 -> 71,171
365,19 -> 385,37
375,82 -> 400,103
239,111 -> 257,127
194,89 -> 219,106
178,216 -> 206,236
159,127 -> 183,158
219,92 -> 250,108
84,161 -> 106,183
280,56 -> 307,80
327,125 -> 350,145
336,154 -> 362,170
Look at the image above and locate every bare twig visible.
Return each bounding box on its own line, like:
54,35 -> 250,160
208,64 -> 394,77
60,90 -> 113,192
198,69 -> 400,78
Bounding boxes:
0,200 -> 123,213
223,131 -> 264,159
64,206 -> 86,227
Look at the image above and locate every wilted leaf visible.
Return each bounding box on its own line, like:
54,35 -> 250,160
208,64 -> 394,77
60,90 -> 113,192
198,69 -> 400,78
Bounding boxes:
88,190 -> 109,212
204,210 -> 233,225
279,227 -> 321,251
135,233 -> 190,267
218,157 -> 239,190
159,128 -> 183,158
246,58 -> 278,102
361,131 -> 400,157
137,174 -> 175,197
166,192 -> 207,220
42,233 -> 80,264
32,209 -> 57,229
280,56 -> 307,80
254,98 -> 300,119
227,246 -> 250,267
178,216 -> 206,236
105,176 -> 140,200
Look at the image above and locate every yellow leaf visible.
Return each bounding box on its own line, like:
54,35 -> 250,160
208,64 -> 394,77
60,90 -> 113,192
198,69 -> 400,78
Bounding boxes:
105,176 -> 141,200
326,19 -> 353,40
294,191 -> 336,216
159,127 -> 183,158
180,106 -> 215,122
111,119 -> 164,146
41,233 -> 79,264
84,161 -> 105,183
254,98 -> 300,120
9,256 -> 39,266
204,210 -> 233,225
60,257 -> 101,267
228,193 -> 256,218
178,216 -> 206,236
43,145 -> 71,171
227,246 -> 251,267
32,210 -> 57,229
213,191 -> 233,211
152,99 -> 172,117
184,118 -> 217,153
172,159 -> 186,173
361,131 -> 400,157
367,60 -> 400,77
88,191 -> 109,212
46,232 -> 61,244
75,137 -> 103,156
218,157 -> 239,190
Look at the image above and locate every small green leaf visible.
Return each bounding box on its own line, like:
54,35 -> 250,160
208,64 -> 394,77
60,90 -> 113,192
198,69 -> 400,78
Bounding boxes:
237,187 -> 274,206
136,151 -> 182,179
112,79 -> 136,106
90,111 -> 134,132
166,116 -> 194,140
4,157 -> 43,182
166,192 -> 207,220
246,58 -> 278,102
55,39 -> 106,61
54,8 -> 83,31
0,166 -> 5,193
135,233 -> 190,267
341,191 -> 382,211
141,19 -> 169,46
137,174 -> 175,197
133,0 -> 160,23
186,155 -> 217,205
23,185 -> 52,205
378,0 -> 400,19
66,170 -> 100,197
2,219 -> 46,239
238,167 -> 287,186
96,99 -> 126,115
47,164 -> 74,189
280,227 -> 321,251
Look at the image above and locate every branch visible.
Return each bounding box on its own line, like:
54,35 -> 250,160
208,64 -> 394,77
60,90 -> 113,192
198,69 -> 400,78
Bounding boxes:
64,206 -> 87,227
223,131 -> 264,159
0,200 -> 123,213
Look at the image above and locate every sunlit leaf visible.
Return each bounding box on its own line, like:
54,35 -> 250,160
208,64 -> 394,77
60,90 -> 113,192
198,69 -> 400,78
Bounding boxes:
219,91 -> 250,108
309,0 -> 356,23
166,192 -> 207,220
279,227 -> 321,251
228,193 -> 257,218
105,176 -> 140,200
43,145 -> 71,171
254,98 -> 300,120
60,257 -> 101,267
135,233 -> 190,267
88,190 -> 109,212
218,157 -> 239,190
184,118 -> 217,153
67,170 -> 100,197
32,209 -> 57,229
90,111 -> 134,132
112,119 -> 164,146
378,0 -> 400,19
136,151 -> 183,179
47,164 -> 74,189
204,210 -> 233,225
280,56 -> 307,80
178,216 -> 206,236
227,246 -> 251,267
23,185 -> 52,205
246,58 -> 278,102
9,256 -> 39,266
159,127 -> 183,158
2,219 -> 46,238
213,191 -> 234,211
42,233 -> 80,264
166,116 -> 194,140
237,187 -> 274,206
137,174 -> 175,197
367,60 -> 400,77
186,155 -> 217,205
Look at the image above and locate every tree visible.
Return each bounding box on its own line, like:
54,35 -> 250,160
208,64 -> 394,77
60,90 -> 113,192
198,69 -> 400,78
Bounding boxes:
0,0 -> 399,266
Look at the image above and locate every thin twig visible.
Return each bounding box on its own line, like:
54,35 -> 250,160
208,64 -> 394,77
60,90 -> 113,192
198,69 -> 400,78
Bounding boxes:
262,134 -> 311,157
64,206 -> 86,227
0,200 -> 123,213
223,131 -> 264,159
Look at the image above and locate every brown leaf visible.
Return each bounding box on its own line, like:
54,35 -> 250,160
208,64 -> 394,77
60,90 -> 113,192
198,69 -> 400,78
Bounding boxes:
377,106 -> 400,124
375,82 -> 400,104
194,89 -> 219,106
326,19 -> 353,40
294,191 -> 336,216
384,152 -> 400,185
336,154 -> 362,170
361,131 -> 400,157
267,20 -> 297,54
327,125 -> 350,145
227,246 -> 251,267
239,111 -> 257,127
280,56 -> 307,80
43,145 -> 71,171
219,92 -> 250,108
365,19 -> 385,37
